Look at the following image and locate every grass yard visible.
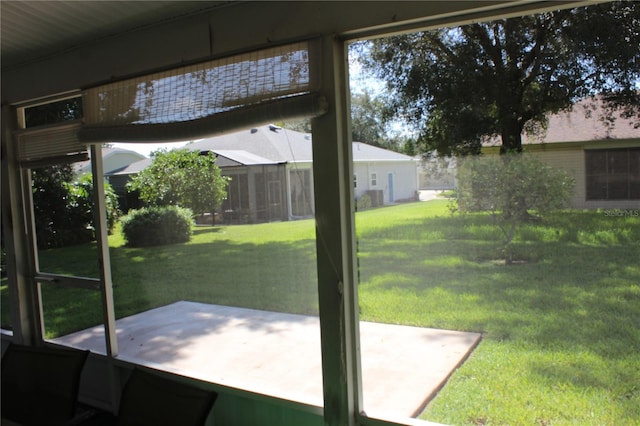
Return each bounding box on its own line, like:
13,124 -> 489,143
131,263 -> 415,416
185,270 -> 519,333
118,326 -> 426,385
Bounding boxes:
355,202 -> 640,425
1,199 -> 638,425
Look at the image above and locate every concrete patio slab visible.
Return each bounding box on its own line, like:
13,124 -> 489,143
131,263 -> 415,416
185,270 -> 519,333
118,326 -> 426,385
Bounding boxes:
53,301 -> 480,419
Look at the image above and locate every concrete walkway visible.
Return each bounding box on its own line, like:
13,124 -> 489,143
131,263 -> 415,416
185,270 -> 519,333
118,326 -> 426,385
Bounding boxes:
419,190 -> 449,202
53,301 -> 480,419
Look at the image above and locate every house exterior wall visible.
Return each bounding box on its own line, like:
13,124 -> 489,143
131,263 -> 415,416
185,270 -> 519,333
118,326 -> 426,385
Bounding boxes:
106,174 -> 143,213
353,161 -> 418,205
484,139 -> 640,210
532,147 -> 586,208
529,143 -> 640,210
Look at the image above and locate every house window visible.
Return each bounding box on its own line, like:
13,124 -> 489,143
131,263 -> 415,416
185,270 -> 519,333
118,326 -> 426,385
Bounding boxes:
24,96 -> 83,127
353,173 -> 358,189
585,148 -> 640,200
370,172 -> 377,187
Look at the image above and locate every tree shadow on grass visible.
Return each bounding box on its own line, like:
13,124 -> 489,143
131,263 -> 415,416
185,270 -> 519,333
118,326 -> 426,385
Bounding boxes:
357,219 -> 640,359
358,209 -> 640,422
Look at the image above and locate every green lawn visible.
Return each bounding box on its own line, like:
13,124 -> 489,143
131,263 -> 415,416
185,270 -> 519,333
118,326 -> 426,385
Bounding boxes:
1,200 -> 638,425
355,202 -> 640,425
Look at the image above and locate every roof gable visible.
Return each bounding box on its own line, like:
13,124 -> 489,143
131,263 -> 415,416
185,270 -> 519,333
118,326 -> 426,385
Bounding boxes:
526,98 -> 639,144
106,158 -> 152,176
75,147 -> 146,174
188,125 -> 313,162
187,124 -> 414,163
485,97 -> 639,147
213,150 -> 281,166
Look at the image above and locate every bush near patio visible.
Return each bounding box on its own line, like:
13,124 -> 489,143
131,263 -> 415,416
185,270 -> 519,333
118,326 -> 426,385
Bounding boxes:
120,206 -> 193,247
2,200 -> 638,425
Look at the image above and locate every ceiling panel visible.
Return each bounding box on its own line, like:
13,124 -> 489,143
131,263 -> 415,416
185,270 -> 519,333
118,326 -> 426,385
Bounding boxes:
1,1 -> 232,68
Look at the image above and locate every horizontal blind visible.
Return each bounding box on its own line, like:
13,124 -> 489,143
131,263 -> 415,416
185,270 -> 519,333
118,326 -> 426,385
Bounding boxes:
14,120 -> 87,165
81,40 -> 324,143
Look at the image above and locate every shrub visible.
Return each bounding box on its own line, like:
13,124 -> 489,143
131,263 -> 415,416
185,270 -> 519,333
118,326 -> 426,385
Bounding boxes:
455,153 -> 574,264
120,206 -> 193,247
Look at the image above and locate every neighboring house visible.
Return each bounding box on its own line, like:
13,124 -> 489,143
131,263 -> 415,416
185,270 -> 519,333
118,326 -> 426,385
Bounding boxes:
75,147 -> 146,177
108,124 -> 418,222
188,124 -> 418,222
482,98 -> 640,209
75,147 -> 146,213
106,158 -> 152,213
351,141 -> 419,206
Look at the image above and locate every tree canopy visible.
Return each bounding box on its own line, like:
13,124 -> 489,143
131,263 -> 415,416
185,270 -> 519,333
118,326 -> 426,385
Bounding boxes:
32,166 -> 119,248
363,1 -> 640,156
279,89 -> 417,154
128,149 -> 228,217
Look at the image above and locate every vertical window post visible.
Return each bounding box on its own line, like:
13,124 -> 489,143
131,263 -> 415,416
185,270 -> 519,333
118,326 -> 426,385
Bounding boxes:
311,35 -> 362,426
1,105 -> 42,345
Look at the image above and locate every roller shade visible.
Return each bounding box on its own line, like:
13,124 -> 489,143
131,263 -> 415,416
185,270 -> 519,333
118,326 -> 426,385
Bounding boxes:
80,40 -> 325,143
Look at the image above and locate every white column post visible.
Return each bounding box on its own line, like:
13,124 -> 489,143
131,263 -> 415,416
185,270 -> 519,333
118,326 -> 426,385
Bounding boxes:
311,35 -> 363,426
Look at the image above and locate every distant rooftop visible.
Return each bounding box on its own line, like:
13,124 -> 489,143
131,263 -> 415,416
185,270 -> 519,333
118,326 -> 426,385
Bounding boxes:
484,97 -> 640,147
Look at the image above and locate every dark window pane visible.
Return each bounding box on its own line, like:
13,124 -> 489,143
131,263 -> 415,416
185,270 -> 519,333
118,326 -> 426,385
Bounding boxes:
25,98 -> 83,127
630,179 -> 640,199
629,149 -> 640,178
586,174 -> 608,200
608,150 -> 629,175
607,175 -> 629,200
585,151 -> 607,175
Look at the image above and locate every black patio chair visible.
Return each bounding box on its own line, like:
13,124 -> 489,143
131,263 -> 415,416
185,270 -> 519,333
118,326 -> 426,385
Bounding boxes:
113,366 -> 218,426
1,343 -> 90,426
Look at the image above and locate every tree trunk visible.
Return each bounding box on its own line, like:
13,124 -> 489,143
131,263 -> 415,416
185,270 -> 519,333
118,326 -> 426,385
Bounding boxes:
499,118 -> 523,154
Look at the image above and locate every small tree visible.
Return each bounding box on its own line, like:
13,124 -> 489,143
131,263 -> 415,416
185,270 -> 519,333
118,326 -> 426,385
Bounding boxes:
128,149 -> 229,222
456,154 -> 574,264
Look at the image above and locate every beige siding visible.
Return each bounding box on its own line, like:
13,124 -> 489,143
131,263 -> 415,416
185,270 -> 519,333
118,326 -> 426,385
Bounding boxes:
528,142 -> 640,209
484,140 -> 640,209
533,148 -> 586,208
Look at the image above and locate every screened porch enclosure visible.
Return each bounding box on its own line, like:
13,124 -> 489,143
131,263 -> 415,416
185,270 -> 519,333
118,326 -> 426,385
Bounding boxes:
2,2 -> 600,426
219,164 -> 289,224
218,164 -> 314,223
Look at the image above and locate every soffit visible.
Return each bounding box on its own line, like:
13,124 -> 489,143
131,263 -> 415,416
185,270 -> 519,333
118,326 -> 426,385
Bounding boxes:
2,1 -> 598,71
1,1 -> 599,103
0,1 -> 235,69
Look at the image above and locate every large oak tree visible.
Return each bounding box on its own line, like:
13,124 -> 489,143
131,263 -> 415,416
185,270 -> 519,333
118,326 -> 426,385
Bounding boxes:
363,1 -> 640,156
